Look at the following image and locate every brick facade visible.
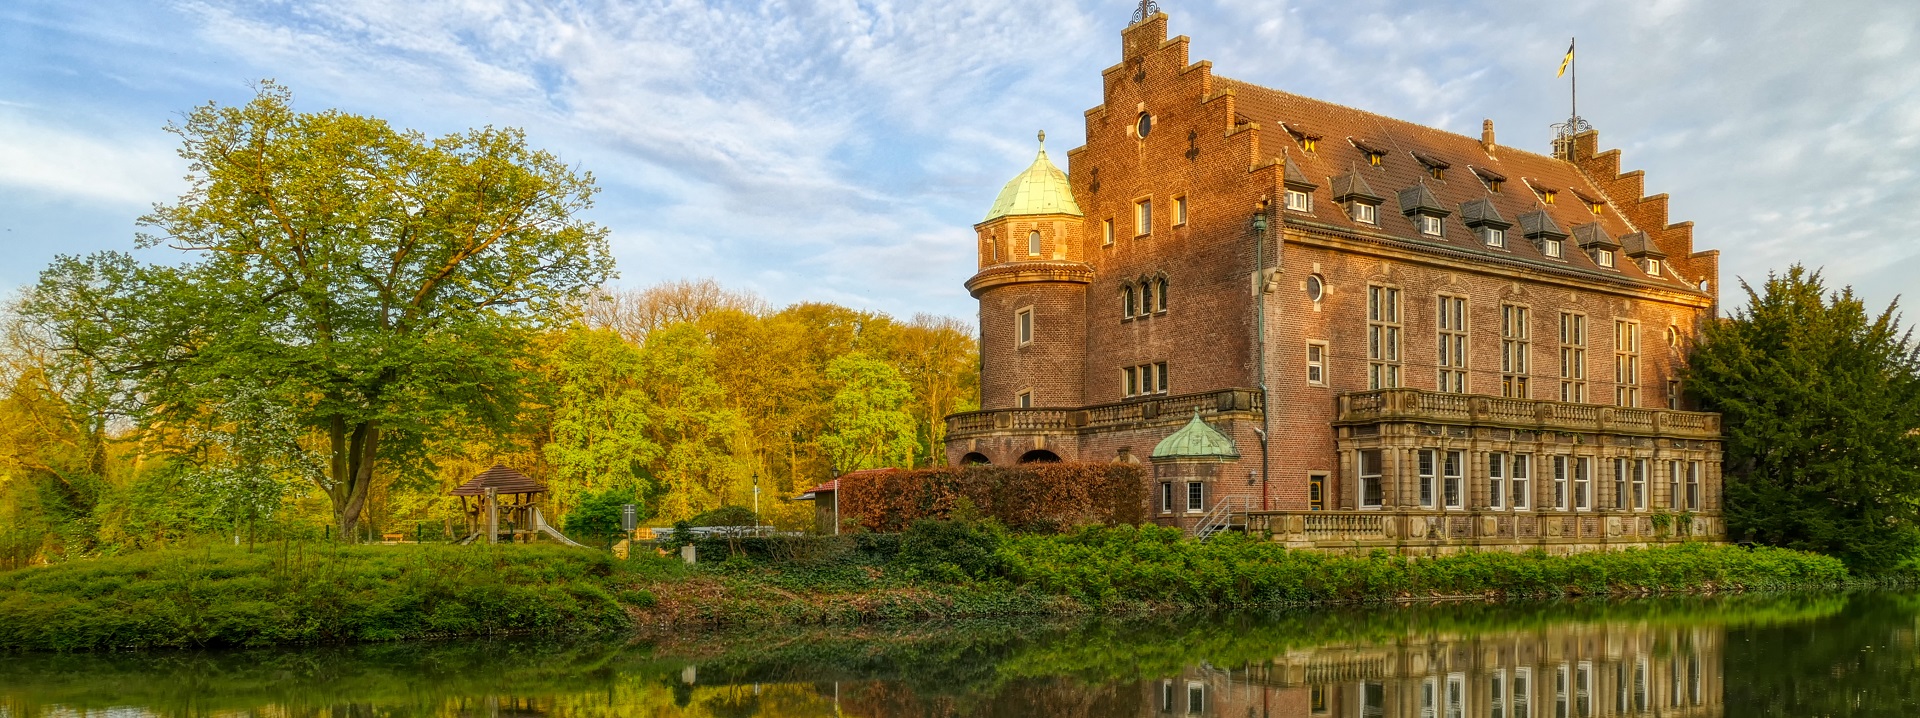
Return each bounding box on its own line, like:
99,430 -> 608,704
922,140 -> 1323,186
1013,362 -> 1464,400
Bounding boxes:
946,12 -> 1725,548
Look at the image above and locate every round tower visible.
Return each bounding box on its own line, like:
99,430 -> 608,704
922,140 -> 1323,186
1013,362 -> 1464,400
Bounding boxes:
967,132 -> 1092,411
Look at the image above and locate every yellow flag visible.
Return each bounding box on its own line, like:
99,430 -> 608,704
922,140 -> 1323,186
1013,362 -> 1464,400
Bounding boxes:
1556,40 -> 1574,78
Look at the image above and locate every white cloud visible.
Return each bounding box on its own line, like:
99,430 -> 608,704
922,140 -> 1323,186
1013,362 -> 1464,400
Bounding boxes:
0,111 -> 180,207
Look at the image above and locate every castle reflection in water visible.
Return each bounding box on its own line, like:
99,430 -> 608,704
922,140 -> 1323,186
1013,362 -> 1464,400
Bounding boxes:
1131,623 -> 1718,718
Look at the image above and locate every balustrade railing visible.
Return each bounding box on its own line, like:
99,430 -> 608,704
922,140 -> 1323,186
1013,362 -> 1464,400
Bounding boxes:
946,389 -> 1264,438
1334,388 -> 1718,438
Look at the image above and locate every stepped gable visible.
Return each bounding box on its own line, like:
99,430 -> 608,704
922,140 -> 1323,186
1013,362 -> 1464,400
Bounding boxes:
1220,78 -> 1700,294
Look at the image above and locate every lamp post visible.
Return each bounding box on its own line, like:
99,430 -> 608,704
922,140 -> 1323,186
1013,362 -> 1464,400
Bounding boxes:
1252,202 -> 1272,512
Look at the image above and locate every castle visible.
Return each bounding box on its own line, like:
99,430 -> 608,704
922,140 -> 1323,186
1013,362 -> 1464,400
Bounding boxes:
943,10 -> 1725,552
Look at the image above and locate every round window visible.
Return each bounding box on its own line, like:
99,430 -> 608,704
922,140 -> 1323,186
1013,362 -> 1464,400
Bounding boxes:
1136,112 -> 1152,138
1666,325 -> 1680,348
1306,274 -> 1325,302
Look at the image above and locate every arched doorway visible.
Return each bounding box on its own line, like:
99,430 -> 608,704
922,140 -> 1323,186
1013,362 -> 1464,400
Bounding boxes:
959,452 -> 991,466
1017,449 -> 1062,464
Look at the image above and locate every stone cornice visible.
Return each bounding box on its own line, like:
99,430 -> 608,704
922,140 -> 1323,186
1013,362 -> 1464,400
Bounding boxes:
964,261 -> 1096,298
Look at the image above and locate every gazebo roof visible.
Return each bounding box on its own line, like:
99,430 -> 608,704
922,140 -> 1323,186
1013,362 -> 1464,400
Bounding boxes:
450,464 -> 549,496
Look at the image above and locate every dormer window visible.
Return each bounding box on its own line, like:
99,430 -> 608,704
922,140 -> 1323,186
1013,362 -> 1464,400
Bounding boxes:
1545,239 -> 1563,258
1286,189 -> 1311,212
1588,201 -> 1604,215
1644,258 -> 1660,276
1367,152 -> 1383,166
1484,227 -> 1506,248
1302,137 -> 1317,152
1543,191 -> 1557,205
1351,138 -> 1387,167
1488,179 -> 1502,192
1353,202 -> 1377,224
1596,249 -> 1616,268
1414,152 -> 1450,180
1421,216 -> 1442,236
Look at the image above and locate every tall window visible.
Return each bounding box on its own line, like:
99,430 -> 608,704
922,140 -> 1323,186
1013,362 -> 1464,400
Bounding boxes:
1309,474 -> 1326,511
1614,320 -> 1640,406
1103,218 -> 1114,245
1632,458 -> 1648,510
1686,461 -> 1701,510
1667,379 -> 1681,410
1016,308 -> 1033,346
1437,295 -> 1468,392
1502,305 -> 1531,398
1027,230 -> 1041,256
1574,457 -> 1592,510
1667,460 -> 1683,510
1613,458 -> 1630,510
1443,450 -> 1464,509
1418,450 -> 1437,508
1513,668 -> 1532,718
1156,277 -> 1168,312
1139,281 -> 1154,317
1174,195 -> 1188,225
1512,454 -> 1532,510
1553,456 -> 1569,510
1489,453 -> 1507,510
1159,482 -> 1173,514
1123,366 -> 1137,396
1306,341 -> 1328,386
1492,671 -> 1508,718
1122,284 -> 1135,318
1135,198 -> 1152,236
1544,238 -> 1563,258
1421,215 -> 1443,236
1559,312 -> 1587,402
1368,286 -> 1402,389
1360,450 -> 1384,508
1186,482 -> 1204,512
1016,390 -> 1032,408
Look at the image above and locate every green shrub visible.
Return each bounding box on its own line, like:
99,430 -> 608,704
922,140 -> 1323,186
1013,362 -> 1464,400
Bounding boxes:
689,506 -> 759,528
897,518 -> 1005,582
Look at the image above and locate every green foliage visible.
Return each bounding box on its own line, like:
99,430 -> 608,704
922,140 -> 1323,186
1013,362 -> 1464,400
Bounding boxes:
562,485 -> 643,544
542,327 -> 660,514
19,82 -> 614,537
637,323 -> 748,521
1685,266 -> 1920,570
0,543 -> 628,652
838,462 -> 1147,533
897,516 -> 1006,582
817,353 -> 919,472
688,505 -> 759,528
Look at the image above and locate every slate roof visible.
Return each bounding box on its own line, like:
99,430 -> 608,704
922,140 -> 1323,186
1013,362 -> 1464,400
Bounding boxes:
451,465 -> 548,496
1218,77 -> 1696,287
1620,231 -> 1666,258
1458,198 -> 1512,228
1397,184 -> 1449,217
1572,222 -> 1621,250
1282,156 -> 1318,191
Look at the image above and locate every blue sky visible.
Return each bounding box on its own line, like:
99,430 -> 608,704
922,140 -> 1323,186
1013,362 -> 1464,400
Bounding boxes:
3,0 -> 1915,321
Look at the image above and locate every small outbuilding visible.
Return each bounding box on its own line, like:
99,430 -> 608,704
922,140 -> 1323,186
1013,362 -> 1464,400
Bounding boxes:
451,464 -> 583,546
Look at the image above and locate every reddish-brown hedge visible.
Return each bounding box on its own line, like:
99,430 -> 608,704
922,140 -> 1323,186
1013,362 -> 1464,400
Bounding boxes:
837,463 -> 1147,533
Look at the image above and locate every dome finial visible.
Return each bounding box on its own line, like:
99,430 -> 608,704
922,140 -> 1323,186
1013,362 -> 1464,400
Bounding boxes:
1037,129 -> 1046,150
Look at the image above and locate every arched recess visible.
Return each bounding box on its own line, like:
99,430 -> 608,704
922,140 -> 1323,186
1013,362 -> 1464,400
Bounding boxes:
959,452 -> 991,466
1018,449 -> 1062,464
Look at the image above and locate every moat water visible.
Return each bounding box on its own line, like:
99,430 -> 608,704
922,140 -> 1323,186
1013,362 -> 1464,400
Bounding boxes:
2,590 -> 1915,717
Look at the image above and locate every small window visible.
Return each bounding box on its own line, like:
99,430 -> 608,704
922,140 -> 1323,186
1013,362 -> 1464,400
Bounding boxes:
1485,227 -> 1506,248
1016,308 -> 1033,346
1016,390 -> 1032,408
1543,190 -> 1557,205
1139,281 -> 1154,318
1597,249 -> 1615,268
1122,284 -> 1136,318
1429,166 -> 1444,180
1665,325 -> 1680,348
1308,474 -> 1326,511
1301,137 -> 1317,152
1026,230 -> 1041,256
1123,366 -> 1138,396
1421,215 -> 1443,236
1644,258 -> 1660,276
1286,189 -> 1311,212
1135,199 -> 1152,236
1174,196 -> 1188,225
1159,482 -> 1173,513
1306,273 -> 1325,302
1156,277 -> 1168,312
1353,202 -> 1377,225
1366,151 -> 1383,166
1186,482 -> 1204,512
1359,449 -> 1384,508
1306,342 -> 1327,386
1136,112 -> 1152,138
1588,200 -> 1604,215
1102,219 -> 1114,246
1154,361 -> 1168,393
1544,238 -> 1563,258
1488,179 -> 1503,193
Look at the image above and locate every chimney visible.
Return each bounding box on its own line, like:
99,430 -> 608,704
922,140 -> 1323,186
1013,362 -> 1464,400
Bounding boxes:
1481,119 -> 1496,154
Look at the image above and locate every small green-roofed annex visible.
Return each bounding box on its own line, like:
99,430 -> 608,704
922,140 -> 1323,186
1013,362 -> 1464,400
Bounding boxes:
1151,411 -> 1240,461
983,133 -> 1082,221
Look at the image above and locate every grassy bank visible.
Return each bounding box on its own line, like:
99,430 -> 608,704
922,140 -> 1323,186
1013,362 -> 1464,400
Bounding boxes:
0,543 -> 633,652
0,523 -> 1887,652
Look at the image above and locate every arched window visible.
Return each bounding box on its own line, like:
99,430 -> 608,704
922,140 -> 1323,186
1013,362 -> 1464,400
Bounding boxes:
1157,277 -> 1169,312
1123,284 -> 1136,318
1027,230 -> 1042,256
1139,279 -> 1154,317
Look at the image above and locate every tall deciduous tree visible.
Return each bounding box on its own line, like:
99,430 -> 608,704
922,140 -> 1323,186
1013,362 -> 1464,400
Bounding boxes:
638,323 -> 746,519
819,353 -> 920,472
22,83 -> 613,537
1686,266 -> 1920,570
542,326 -> 659,514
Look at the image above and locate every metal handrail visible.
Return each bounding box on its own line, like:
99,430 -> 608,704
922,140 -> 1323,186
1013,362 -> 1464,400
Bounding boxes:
1190,496 -> 1246,540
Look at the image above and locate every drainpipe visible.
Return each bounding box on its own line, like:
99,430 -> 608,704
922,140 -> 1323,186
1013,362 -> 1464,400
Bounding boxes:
1252,201 -> 1272,512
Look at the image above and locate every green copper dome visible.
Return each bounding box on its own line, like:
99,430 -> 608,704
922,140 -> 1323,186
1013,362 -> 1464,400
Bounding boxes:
984,132 -> 1082,221
1151,411 -> 1240,461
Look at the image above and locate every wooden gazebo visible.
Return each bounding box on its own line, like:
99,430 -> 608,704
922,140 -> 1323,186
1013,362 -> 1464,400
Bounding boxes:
451,464 -> 582,546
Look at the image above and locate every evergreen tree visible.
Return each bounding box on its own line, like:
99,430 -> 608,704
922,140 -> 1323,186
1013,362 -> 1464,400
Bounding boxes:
1686,266 -> 1920,570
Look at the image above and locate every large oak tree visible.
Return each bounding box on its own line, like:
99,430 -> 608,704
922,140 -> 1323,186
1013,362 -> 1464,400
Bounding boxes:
24,83 -> 613,537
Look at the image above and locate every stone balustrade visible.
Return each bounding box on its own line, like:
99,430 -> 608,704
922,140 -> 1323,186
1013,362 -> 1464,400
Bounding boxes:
1253,509 -> 1722,554
946,388 -> 1265,439
1336,388 -> 1721,439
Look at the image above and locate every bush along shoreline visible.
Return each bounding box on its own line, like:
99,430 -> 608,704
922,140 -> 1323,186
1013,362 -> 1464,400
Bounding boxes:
1,520 -> 1902,653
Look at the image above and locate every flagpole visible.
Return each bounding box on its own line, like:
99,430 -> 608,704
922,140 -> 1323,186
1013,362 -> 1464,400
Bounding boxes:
1570,37 -> 1577,128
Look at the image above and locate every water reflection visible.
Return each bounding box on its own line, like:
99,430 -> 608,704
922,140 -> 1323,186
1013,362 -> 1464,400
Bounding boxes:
1,592 -> 1913,717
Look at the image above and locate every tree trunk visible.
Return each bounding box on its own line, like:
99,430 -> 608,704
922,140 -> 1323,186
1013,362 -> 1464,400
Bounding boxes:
325,416 -> 381,539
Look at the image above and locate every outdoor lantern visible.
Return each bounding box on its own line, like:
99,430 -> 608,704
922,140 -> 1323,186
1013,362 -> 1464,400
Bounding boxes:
1251,210 -> 1267,234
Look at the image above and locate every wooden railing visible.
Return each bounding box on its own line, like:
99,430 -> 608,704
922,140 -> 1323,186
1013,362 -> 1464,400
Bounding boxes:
947,388 -> 1264,439
1335,388 -> 1720,439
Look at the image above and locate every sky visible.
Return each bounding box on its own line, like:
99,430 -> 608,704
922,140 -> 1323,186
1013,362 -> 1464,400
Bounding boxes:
2,0 -> 1915,323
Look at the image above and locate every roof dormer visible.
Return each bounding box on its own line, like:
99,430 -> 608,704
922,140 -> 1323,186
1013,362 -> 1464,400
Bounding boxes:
1282,156 -> 1318,213
1620,231 -> 1668,277
1412,151 -> 1450,180
1525,178 -> 1558,205
1517,208 -> 1569,259
1398,184 -> 1449,237
1572,223 -> 1622,269
1469,166 -> 1506,193
1459,197 -> 1513,249
1282,122 -> 1321,153
1331,168 -> 1384,225
1350,137 -> 1387,166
